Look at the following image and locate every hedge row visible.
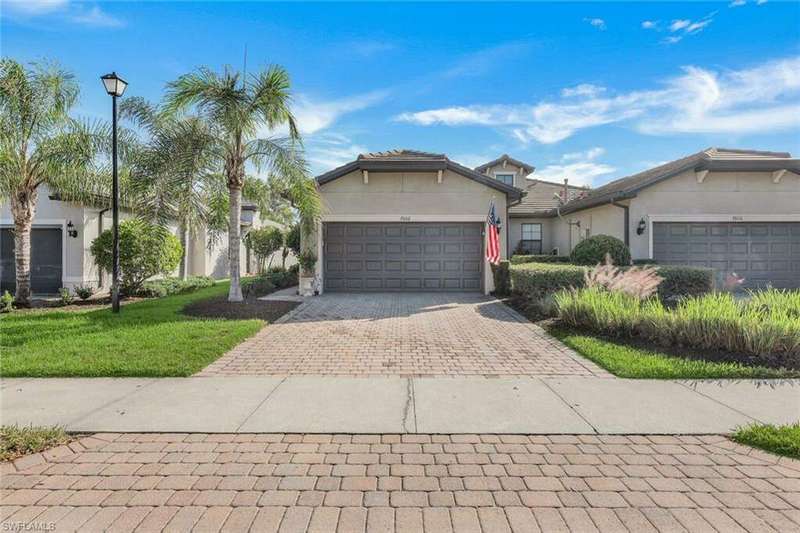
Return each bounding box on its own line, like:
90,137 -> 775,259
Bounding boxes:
509,255 -> 572,265
137,276 -> 216,298
509,262 -> 713,301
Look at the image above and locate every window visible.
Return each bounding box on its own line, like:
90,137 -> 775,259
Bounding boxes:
519,223 -> 542,254
495,173 -> 514,186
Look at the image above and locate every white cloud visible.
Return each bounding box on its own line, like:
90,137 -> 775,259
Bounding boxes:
561,84 -> 605,98
756,0 -> 768,4
729,0 -> 747,6
442,41 -> 533,79
69,5 -> 123,27
451,153 -> 496,169
2,0 -> 123,27
641,20 -> 658,29
285,90 -> 387,135
396,55 -> 800,143
304,133 -> 368,174
535,161 -> 616,187
561,147 -> 605,162
585,18 -> 606,30
2,0 -> 67,15
669,19 -> 691,32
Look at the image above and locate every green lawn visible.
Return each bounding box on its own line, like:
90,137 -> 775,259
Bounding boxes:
732,423 -> 800,459
549,327 -> 798,379
0,282 -> 264,377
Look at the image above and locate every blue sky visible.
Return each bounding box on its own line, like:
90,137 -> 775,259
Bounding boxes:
3,1 -> 799,186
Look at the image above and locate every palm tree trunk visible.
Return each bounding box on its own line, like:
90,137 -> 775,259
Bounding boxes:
179,224 -> 189,280
9,188 -> 37,306
228,186 -> 244,302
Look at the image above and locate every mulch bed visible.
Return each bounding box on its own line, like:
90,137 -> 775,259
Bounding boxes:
182,295 -> 299,321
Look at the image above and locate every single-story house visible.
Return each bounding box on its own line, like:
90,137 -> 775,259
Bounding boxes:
304,148 -> 800,294
0,185 -> 270,295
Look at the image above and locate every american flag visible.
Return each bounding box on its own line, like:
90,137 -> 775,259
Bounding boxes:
486,200 -> 501,265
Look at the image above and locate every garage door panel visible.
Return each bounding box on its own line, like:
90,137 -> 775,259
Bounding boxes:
1,228 -> 64,295
324,222 -> 483,292
653,222 -> 800,289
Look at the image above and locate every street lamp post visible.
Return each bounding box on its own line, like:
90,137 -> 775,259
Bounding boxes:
100,72 -> 128,313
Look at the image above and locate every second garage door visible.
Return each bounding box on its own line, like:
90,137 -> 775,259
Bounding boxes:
324,222 -> 483,292
653,222 -> 800,289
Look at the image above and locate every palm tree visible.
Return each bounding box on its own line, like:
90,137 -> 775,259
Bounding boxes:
0,59 -> 106,305
165,65 -> 320,301
120,97 -> 220,279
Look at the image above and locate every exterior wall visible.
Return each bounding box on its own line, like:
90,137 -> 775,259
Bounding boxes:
550,203 -> 626,256
308,169 -> 511,294
508,217 -> 554,255
1,185 -> 88,291
629,169 -> 800,259
482,162 -> 529,188
549,169 -> 800,260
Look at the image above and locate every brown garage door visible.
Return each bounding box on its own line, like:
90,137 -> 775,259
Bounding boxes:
653,222 -> 800,289
323,222 -> 483,292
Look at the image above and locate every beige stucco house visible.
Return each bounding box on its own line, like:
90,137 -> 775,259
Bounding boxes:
305,148 -> 800,294
0,185 -> 268,294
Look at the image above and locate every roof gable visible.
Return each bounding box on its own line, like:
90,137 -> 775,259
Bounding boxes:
474,154 -> 535,174
316,149 -> 524,200
559,147 -> 800,215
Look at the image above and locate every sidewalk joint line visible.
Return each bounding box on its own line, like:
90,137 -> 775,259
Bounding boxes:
674,380 -> 763,424
66,379 -> 162,427
235,375 -> 289,432
539,378 -> 599,434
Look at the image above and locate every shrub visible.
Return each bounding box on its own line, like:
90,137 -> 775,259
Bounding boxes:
286,223 -> 301,256
74,285 -> 95,300
298,250 -> 317,275
0,291 -> 13,313
633,258 -> 658,265
245,226 -> 284,273
510,255 -> 571,265
655,266 -> 713,301
554,288 -> 800,361
511,262 -> 714,303
137,276 -> 215,298
510,263 -> 586,299
288,264 -> 300,275
242,268 -> 299,298
58,287 -> 73,306
91,220 -> 182,296
585,256 -> 663,299
570,235 -> 631,266
491,261 -> 511,296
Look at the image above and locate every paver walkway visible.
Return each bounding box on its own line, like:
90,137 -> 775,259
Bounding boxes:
3,433 -> 799,532
199,293 -> 607,377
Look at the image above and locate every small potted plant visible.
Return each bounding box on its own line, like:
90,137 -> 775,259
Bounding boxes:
297,250 -> 318,296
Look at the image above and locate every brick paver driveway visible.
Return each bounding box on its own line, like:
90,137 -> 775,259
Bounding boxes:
3,432 -> 799,532
199,293 -> 606,377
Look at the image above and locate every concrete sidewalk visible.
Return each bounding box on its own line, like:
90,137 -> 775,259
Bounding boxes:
2,377 -> 798,434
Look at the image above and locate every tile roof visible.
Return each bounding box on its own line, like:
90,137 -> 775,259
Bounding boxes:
509,180 -> 588,217
358,149 -> 446,161
474,154 -> 535,174
558,147 -> 798,215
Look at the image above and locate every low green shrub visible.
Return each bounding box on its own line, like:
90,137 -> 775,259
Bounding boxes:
58,287 -> 73,306
0,291 -> 13,313
491,261 -> 511,296
554,287 -> 800,362
242,268 -> 299,298
510,263 -> 586,299
510,255 -> 571,265
654,266 -> 714,300
137,276 -> 215,298
74,284 -> 95,300
510,262 -> 713,301
570,235 -> 631,266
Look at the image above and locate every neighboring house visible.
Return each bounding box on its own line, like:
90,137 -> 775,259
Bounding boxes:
0,186 -> 265,295
305,148 -> 800,294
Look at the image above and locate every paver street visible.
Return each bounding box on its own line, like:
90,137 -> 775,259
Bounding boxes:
2,432 -> 799,532
199,293 -> 607,377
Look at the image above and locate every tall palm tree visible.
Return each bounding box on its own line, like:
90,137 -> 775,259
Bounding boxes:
166,65 -> 320,301
120,97 -> 221,279
0,59 -> 106,305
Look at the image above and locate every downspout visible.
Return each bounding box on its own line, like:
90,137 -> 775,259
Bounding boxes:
611,201 -> 630,247
97,207 -> 110,287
